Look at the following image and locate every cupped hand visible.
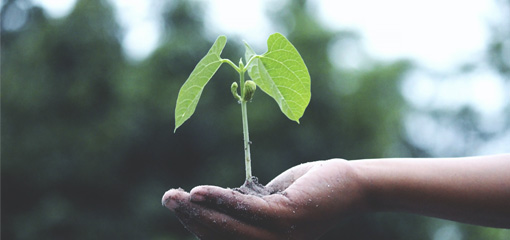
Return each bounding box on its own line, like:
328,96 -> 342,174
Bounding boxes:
162,159 -> 366,240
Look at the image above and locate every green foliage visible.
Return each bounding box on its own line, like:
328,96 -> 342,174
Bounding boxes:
245,33 -> 311,122
173,32 -> 311,180
243,80 -> 257,102
175,33 -> 310,130
231,81 -> 241,101
174,35 -> 227,131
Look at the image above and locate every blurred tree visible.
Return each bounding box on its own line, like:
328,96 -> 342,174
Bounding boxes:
487,0 -> 510,78
2,0 -> 144,239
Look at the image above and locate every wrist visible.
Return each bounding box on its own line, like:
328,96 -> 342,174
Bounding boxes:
348,159 -> 386,213
324,159 -> 374,214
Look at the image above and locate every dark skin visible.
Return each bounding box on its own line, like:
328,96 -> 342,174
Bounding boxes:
162,154 -> 510,239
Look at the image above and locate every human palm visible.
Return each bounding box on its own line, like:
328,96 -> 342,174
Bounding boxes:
162,159 -> 364,240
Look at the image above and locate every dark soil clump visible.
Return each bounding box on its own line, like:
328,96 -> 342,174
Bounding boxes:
234,176 -> 272,197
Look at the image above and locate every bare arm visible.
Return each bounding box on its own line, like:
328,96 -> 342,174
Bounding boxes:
353,154 -> 510,228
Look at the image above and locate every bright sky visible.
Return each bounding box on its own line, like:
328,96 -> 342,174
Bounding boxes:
317,0 -> 493,69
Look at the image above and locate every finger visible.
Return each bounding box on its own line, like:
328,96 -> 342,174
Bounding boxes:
189,186 -> 291,223
162,188 -> 189,210
162,188 -> 232,239
266,161 -> 317,191
161,189 -> 214,237
174,204 -> 220,239
177,204 -> 280,240
163,188 -> 280,239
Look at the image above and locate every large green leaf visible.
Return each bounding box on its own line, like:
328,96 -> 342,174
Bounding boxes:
174,35 -> 227,132
245,33 -> 311,123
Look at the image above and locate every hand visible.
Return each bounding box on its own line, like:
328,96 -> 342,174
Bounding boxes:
162,159 -> 367,240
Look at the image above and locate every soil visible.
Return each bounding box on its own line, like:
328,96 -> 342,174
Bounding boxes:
234,176 -> 274,197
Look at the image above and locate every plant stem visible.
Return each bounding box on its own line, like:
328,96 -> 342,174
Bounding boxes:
241,100 -> 252,181
239,69 -> 252,182
221,59 -> 241,72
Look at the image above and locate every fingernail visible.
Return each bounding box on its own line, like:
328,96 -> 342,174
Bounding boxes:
161,189 -> 180,210
165,198 -> 179,210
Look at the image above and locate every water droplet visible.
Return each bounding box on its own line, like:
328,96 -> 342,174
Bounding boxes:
316,204 -> 319,207
292,210 -> 296,214
327,184 -> 330,188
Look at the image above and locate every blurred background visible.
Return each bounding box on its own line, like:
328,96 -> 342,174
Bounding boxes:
1,0 -> 509,239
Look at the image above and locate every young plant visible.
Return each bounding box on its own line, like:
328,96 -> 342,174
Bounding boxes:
174,33 -> 310,187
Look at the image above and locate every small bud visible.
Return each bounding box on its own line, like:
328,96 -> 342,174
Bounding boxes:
239,58 -> 244,69
231,82 -> 241,102
243,80 -> 257,102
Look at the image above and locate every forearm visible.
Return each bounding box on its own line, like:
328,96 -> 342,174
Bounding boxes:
351,154 -> 510,228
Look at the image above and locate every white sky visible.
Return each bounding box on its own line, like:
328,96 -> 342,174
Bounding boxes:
316,0 -> 495,70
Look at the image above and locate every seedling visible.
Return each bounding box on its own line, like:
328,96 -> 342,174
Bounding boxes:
174,33 -> 310,189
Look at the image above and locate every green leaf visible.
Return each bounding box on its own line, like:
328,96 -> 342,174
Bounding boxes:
245,33 -> 311,123
244,40 -> 256,64
174,35 -> 227,132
